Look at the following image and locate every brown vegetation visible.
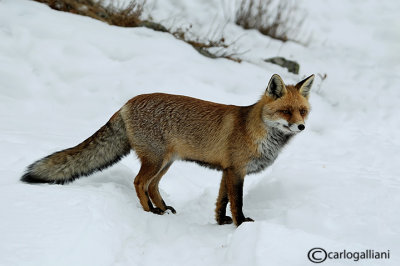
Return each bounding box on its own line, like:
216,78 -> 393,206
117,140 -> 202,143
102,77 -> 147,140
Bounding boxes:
35,0 -> 144,27
235,0 -> 306,43
33,0 -> 240,62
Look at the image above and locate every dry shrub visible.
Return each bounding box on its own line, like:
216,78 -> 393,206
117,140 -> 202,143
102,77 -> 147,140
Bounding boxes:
169,25 -> 241,62
34,0 -> 144,27
235,0 -> 306,43
33,0 -> 241,62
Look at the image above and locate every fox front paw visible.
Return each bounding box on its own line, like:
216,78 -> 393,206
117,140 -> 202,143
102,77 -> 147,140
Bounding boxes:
217,215 -> 233,225
235,217 -> 254,226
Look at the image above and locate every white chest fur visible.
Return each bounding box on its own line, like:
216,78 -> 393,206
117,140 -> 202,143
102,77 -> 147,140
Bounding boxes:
246,128 -> 292,175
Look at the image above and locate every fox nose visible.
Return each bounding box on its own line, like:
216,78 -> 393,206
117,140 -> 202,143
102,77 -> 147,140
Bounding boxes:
298,124 -> 305,131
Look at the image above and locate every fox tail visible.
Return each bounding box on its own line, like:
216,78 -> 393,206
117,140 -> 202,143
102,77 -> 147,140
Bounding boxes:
21,112 -> 131,184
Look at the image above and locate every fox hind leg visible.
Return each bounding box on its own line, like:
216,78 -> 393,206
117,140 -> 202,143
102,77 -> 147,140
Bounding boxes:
147,162 -> 176,214
134,159 -> 165,214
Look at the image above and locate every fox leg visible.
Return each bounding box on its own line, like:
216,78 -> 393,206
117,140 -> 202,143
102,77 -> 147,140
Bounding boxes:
215,171 -> 233,225
225,168 -> 254,226
147,163 -> 176,214
134,159 -> 164,214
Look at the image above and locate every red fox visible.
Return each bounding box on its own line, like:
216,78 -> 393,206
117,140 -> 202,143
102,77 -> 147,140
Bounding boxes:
21,74 -> 314,226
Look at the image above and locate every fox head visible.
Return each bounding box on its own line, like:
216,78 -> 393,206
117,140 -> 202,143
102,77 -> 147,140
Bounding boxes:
262,74 -> 314,134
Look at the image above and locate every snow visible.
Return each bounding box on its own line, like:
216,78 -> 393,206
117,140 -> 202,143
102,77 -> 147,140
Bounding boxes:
1,0 -> 399,265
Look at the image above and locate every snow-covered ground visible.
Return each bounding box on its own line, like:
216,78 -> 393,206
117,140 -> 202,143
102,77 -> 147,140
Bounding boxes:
1,0 -> 399,265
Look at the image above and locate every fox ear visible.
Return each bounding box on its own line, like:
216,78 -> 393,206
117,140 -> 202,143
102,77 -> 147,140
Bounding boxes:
266,74 -> 287,99
296,74 -> 314,98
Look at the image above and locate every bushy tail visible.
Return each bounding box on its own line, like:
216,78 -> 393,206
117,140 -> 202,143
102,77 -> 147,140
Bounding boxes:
21,112 -> 131,184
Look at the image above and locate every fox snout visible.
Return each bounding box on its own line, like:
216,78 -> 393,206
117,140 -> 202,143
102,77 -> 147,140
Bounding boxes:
272,119 -> 306,134
287,122 -> 305,133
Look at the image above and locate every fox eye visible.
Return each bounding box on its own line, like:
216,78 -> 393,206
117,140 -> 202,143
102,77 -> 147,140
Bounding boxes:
300,109 -> 307,116
281,110 -> 291,115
